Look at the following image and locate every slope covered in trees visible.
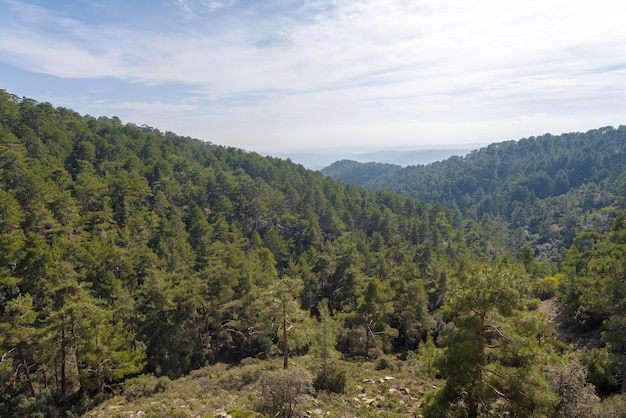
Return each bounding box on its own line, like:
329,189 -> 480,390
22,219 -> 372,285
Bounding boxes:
1,90 -> 625,417
319,159 -> 401,185
323,128 -> 626,264
0,90 -> 485,415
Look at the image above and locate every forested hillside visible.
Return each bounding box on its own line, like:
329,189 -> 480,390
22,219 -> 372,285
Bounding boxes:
323,128 -> 626,264
320,160 -> 401,186
0,90 -> 477,415
1,90 -> 625,417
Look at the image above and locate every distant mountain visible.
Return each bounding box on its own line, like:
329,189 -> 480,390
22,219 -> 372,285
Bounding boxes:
269,148 -> 475,170
321,159 -> 401,186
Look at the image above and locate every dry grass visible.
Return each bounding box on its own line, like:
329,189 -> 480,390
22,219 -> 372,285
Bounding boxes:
84,354 -> 440,418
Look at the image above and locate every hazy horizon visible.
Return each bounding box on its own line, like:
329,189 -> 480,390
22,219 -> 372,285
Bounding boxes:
266,146 -> 479,170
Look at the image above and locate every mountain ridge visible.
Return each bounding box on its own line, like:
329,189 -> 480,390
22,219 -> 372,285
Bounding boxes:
268,147 -> 476,170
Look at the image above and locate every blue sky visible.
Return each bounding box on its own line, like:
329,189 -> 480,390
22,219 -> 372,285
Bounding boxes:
1,0 -> 625,153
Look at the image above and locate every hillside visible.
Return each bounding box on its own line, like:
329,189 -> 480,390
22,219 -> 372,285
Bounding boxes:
85,354 -> 433,417
1,90 -> 625,417
323,128 -> 626,263
320,160 -> 401,186
0,90 -> 476,416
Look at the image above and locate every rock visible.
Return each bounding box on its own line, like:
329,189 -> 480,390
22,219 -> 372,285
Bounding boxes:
215,409 -> 232,418
384,376 -> 394,381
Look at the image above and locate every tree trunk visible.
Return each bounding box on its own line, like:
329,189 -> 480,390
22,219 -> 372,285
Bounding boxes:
283,301 -> 289,369
61,326 -> 67,396
17,343 -> 36,397
365,327 -> 370,358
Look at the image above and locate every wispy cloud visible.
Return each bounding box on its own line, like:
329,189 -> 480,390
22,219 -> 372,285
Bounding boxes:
0,0 -> 624,152
172,0 -> 196,18
200,0 -> 237,13
109,101 -> 196,112
2,0 -> 624,96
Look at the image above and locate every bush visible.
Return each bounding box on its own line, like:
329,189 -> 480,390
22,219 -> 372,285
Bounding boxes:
527,298 -> 540,310
313,362 -> 346,394
226,409 -> 263,418
124,374 -> 172,401
375,357 -> 393,371
531,274 -> 561,300
598,393 -> 626,418
579,348 -> 623,394
545,359 -> 600,417
257,367 -> 312,418
240,367 -> 262,385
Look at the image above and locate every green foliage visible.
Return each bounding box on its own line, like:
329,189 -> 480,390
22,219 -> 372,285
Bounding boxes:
559,213 -> 626,394
579,348 -> 623,394
124,375 -> 172,401
375,356 -> 393,371
226,409 -> 263,418
598,394 -> 626,418
545,358 -> 600,418
321,159 -> 401,186
310,299 -> 341,366
324,127 -> 626,265
416,333 -> 441,379
531,273 -> 562,300
1,91 -> 475,413
257,367 -> 313,418
313,361 -> 347,394
425,263 -> 556,418
3,89 -> 624,416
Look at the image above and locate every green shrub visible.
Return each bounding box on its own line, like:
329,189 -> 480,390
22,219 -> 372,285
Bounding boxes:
598,394 -> 626,418
227,409 -> 263,418
240,367 -> 262,385
531,274 -> 561,300
375,357 -> 393,371
240,357 -> 262,367
257,367 -> 312,418
313,362 -> 346,394
579,348 -> 623,394
124,374 -> 172,401
527,298 -> 540,310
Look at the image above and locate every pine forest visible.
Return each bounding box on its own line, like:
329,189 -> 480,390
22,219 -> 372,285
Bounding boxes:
1,89 -> 626,417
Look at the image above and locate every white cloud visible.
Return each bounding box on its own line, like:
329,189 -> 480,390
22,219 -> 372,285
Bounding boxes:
109,101 -> 196,112
173,0 -> 196,18
200,0 -> 237,13
0,0 -> 624,151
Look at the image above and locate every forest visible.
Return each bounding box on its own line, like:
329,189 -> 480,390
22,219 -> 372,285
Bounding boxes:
0,89 -> 625,417
323,127 -> 626,265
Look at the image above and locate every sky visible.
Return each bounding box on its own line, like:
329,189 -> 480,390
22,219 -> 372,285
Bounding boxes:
1,0 -> 625,154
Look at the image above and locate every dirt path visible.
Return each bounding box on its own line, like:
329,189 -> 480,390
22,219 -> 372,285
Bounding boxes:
538,298 -> 560,324
538,297 -> 602,350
